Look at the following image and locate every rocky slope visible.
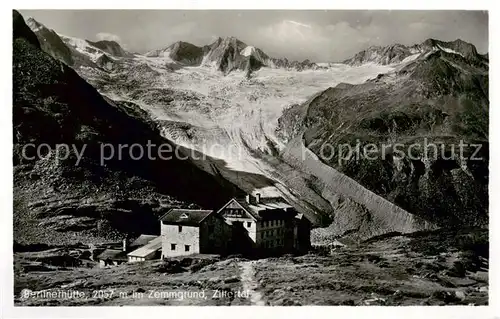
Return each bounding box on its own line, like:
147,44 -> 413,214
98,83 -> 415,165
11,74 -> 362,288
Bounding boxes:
13,10 -> 240,245
343,38 -> 489,67
343,43 -> 417,66
145,41 -> 207,65
25,17 -> 74,66
26,17 -> 134,70
86,39 -> 131,58
278,38 -> 489,239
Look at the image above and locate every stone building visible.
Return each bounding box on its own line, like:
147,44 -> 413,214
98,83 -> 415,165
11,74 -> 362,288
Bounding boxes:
159,208 -> 231,258
156,195 -> 311,259
216,194 -> 311,255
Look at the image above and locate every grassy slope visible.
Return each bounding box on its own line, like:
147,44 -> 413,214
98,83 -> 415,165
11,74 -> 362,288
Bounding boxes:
14,228 -> 488,306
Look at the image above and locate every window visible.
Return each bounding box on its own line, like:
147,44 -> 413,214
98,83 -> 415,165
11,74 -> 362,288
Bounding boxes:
185,245 -> 190,252
247,222 -> 252,228
178,225 -> 182,232
271,220 -> 274,227
171,243 -> 176,250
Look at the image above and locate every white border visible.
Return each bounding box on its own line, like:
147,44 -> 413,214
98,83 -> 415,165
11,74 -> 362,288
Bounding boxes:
1,1 -> 498,319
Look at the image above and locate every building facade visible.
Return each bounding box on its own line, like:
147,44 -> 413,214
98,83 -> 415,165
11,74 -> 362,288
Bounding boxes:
156,195 -> 311,259
159,209 -> 231,258
216,194 -> 311,255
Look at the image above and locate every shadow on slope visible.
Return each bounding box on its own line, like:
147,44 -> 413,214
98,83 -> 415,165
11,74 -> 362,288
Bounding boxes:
12,10 -> 274,244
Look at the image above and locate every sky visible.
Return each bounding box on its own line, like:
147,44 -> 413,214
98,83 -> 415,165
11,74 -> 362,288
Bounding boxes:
20,10 -> 488,62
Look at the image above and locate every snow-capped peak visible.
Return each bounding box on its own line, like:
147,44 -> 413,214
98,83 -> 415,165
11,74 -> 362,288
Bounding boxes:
59,34 -> 108,62
240,45 -> 256,57
25,17 -> 45,32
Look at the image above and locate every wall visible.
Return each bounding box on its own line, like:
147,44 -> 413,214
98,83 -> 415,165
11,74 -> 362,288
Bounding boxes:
99,259 -> 125,268
223,216 -> 257,242
199,214 -> 231,255
161,223 -> 200,258
256,218 -> 288,249
128,256 -> 145,263
295,218 -> 312,252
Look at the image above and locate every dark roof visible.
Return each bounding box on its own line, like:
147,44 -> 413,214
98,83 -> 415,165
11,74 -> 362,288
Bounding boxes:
159,209 -> 213,226
215,197 -> 296,221
235,198 -> 294,220
96,249 -> 128,262
129,234 -> 158,248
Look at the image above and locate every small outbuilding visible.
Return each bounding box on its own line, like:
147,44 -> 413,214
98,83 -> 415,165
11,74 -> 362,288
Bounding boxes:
96,249 -> 128,267
127,236 -> 162,262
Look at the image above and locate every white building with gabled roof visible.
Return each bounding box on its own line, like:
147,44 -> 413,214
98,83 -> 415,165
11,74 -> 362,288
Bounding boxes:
216,194 -> 311,254
159,208 -> 231,258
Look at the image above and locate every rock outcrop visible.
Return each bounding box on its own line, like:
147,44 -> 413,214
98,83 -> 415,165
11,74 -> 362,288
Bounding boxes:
86,39 -> 131,58
146,41 -> 205,65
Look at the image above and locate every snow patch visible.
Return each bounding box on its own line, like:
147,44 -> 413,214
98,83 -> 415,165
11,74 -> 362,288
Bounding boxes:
60,35 -> 106,62
26,17 -> 43,32
436,44 -> 465,57
400,53 -> 421,64
240,46 -> 256,57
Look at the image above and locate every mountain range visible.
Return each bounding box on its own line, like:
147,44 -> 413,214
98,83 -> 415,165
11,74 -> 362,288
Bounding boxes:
14,11 -> 489,245
343,39 -> 488,67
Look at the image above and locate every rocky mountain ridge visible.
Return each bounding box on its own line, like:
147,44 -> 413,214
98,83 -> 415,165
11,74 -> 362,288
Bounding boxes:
343,38 -> 488,67
147,36 -> 324,74
278,38 -> 489,239
26,16 -> 323,75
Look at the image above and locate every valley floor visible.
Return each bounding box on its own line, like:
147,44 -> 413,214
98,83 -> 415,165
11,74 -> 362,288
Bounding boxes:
14,228 -> 488,306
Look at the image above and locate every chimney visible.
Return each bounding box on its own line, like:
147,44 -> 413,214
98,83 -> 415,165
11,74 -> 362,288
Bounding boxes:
122,238 -> 127,252
245,194 -> 251,203
255,193 -> 261,204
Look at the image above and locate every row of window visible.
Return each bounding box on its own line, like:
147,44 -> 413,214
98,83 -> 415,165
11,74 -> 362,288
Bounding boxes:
261,228 -> 285,238
262,239 -> 284,248
225,209 -> 243,216
261,219 -> 285,228
170,243 -> 190,252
